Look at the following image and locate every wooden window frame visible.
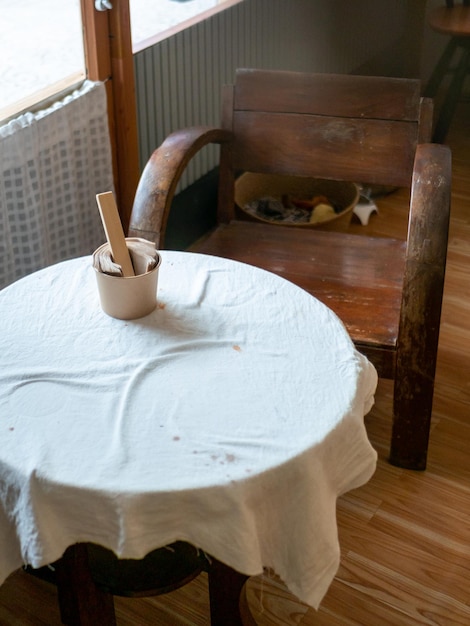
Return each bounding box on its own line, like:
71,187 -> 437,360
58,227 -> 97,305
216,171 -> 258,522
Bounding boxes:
80,0 -> 139,231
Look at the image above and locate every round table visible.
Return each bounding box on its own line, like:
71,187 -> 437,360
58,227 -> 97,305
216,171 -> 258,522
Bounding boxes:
0,250 -> 377,610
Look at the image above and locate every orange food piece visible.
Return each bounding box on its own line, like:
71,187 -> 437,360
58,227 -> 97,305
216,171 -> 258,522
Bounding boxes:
291,194 -> 329,209
311,195 -> 329,206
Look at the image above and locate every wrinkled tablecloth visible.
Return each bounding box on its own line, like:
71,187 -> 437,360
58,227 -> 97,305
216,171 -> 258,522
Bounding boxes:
0,251 -> 377,608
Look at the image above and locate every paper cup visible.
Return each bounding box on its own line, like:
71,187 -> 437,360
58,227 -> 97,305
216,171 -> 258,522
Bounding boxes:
94,245 -> 162,320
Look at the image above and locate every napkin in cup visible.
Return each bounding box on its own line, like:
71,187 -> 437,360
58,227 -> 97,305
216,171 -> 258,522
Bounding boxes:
93,237 -> 158,277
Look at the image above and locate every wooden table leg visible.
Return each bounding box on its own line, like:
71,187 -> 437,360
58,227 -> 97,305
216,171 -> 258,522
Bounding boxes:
207,557 -> 257,626
55,544 -> 116,626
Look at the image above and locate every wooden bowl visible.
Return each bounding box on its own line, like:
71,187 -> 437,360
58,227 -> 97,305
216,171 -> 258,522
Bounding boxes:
235,173 -> 359,232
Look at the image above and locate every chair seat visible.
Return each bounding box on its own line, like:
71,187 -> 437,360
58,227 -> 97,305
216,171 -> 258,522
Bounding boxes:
429,6 -> 470,36
190,220 -> 406,377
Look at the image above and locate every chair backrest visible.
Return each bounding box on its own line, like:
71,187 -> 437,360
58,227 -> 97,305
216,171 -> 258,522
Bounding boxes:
217,69 -> 432,223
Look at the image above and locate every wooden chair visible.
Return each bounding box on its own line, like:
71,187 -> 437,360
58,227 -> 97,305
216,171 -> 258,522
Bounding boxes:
129,69 -> 452,471
424,0 -> 470,142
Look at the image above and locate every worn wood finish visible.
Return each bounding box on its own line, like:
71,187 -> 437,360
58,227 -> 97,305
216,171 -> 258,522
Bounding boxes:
190,221 -> 405,377
231,112 -> 418,187
130,69 -> 452,470
232,71 -> 423,120
229,70 -> 423,187
392,143 -> 452,467
130,127 -> 232,247
1,102 -> 469,626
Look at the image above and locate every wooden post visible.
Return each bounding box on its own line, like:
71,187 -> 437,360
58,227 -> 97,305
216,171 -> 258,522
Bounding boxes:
55,544 -> 116,626
80,0 -> 140,232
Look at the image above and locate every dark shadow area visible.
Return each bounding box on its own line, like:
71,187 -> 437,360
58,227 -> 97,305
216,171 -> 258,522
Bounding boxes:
165,168 -> 219,250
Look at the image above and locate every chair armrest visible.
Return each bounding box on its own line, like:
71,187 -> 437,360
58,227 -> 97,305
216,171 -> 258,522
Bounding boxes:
395,142 -> 451,442
128,126 -> 232,247
401,142 -> 451,340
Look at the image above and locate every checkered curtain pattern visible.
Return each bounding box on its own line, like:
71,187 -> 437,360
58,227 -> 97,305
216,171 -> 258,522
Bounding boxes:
0,81 -> 112,290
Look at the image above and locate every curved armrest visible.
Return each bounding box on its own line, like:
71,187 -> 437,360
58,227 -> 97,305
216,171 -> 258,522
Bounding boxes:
395,142 -> 451,433
128,126 -> 232,247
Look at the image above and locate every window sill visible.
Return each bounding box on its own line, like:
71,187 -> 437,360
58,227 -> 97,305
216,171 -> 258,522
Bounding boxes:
0,72 -> 86,126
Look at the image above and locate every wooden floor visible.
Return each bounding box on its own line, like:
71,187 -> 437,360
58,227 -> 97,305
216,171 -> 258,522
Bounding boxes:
1,107 -> 469,625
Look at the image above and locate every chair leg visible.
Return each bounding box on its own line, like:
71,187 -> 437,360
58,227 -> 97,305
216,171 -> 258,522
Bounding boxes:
207,558 -> 256,626
423,36 -> 470,142
390,372 -> 435,471
432,47 -> 470,142
55,544 -> 116,626
423,38 -> 459,98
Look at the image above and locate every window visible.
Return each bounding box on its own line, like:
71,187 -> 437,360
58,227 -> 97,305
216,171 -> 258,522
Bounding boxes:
130,0 -> 243,51
1,1 -> 244,120
0,0 -> 85,122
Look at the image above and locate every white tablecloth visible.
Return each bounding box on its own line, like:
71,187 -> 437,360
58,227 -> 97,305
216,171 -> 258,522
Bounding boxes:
0,251 -> 377,609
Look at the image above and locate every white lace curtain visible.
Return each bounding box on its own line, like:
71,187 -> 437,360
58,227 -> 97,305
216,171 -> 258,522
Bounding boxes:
0,81 -> 113,290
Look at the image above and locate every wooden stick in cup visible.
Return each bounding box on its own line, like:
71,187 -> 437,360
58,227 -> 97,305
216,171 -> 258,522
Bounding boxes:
96,191 -> 135,277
